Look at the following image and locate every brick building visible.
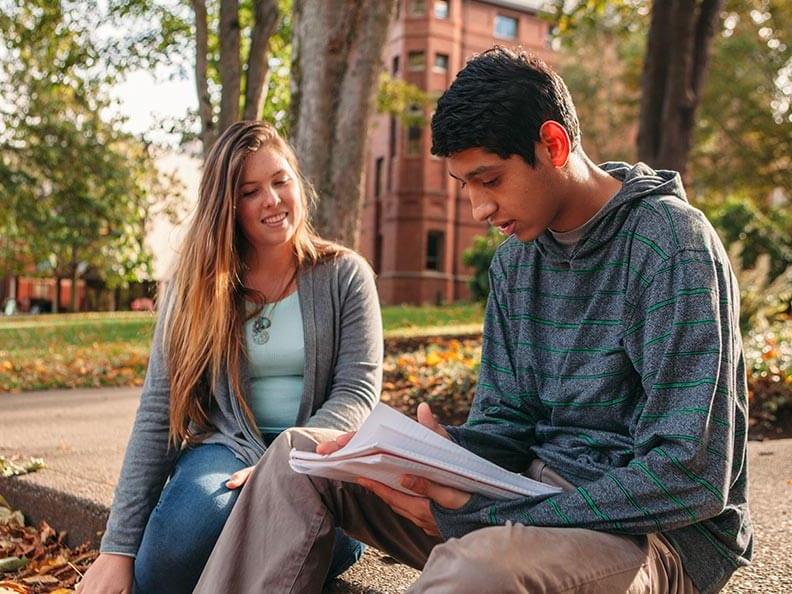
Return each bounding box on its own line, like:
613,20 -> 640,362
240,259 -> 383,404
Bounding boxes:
358,0 -> 552,305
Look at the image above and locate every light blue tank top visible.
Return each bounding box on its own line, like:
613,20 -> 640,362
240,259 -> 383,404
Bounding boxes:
244,291 -> 304,435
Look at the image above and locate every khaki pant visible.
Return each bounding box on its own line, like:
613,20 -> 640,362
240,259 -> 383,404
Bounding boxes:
194,428 -> 698,594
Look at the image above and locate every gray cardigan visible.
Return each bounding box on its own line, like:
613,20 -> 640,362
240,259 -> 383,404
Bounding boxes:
100,253 -> 383,555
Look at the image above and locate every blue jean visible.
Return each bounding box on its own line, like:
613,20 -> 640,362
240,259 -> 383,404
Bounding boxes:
133,443 -> 365,593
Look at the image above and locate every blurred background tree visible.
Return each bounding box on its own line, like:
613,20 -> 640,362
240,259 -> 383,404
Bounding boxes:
0,0 -> 184,312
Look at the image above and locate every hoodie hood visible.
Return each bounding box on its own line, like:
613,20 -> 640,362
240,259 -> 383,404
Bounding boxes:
535,162 -> 687,262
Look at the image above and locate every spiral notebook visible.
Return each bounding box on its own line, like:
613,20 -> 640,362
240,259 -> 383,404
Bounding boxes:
289,403 -> 561,500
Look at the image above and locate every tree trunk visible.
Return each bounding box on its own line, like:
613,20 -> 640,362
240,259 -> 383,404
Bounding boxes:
70,265 -> 79,313
637,0 -> 723,179
218,0 -> 242,135
291,0 -> 396,247
243,0 -> 279,120
53,276 -> 60,314
191,0 -> 216,158
636,0 -> 672,162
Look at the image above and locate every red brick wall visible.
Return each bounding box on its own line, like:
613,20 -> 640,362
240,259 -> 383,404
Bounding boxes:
360,0 -> 552,304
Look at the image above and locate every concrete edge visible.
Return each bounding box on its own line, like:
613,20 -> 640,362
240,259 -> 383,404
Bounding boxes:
0,474 -> 109,549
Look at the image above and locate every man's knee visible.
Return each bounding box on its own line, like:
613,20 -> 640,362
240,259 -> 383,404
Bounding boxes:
250,427 -> 343,489
416,527 -> 530,592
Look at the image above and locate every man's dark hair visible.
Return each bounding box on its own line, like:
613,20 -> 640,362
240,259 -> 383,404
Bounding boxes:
431,46 -> 581,166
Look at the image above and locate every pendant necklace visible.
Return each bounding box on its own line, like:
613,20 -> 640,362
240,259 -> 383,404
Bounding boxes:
250,269 -> 297,345
252,302 -> 276,345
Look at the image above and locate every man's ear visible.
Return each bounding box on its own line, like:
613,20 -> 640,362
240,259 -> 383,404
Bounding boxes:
538,121 -> 571,168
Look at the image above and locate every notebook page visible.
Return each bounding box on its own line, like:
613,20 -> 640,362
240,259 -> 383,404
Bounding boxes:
290,404 -> 560,497
372,424 -> 559,496
289,453 -> 518,499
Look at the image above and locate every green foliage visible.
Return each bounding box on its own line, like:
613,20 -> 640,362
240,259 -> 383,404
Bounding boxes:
553,1 -> 792,206
705,195 -> 792,278
0,0 -> 184,293
376,73 -> 435,126
692,0 -> 792,199
553,4 -> 645,163
462,228 -> 507,302
260,0 -> 293,134
545,0 -> 649,43
744,321 -> 792,434
726,242 -> 792,334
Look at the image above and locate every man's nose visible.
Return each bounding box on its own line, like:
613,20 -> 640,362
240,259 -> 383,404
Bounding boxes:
470,192 -> 496,223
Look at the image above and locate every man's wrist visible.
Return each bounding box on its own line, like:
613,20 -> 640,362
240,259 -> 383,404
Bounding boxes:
429,493 -> 491,539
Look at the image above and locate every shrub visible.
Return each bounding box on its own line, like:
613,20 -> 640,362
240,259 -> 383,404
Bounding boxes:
462,227 -> 506,302
744,321 -> 792,436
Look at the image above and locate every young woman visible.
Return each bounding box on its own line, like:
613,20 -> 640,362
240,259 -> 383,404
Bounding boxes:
77,121 -> 383,593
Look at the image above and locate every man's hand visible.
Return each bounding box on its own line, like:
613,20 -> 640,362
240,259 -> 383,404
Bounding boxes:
358,474 -> 472,536
359,402 -> 471,535
415,401 -> 450,439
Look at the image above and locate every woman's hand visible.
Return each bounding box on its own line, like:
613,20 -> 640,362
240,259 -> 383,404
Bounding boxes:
75,552 -> 133,594
315,402 -> 449,455
225,465 -> 256,489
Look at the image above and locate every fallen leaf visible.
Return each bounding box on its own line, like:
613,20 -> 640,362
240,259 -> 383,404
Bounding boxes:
0,582 -> 30,594
0,556 -> 27,573
22,574 -> 59,585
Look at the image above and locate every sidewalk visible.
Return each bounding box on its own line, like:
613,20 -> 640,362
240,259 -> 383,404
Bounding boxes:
1,386 -> 790,593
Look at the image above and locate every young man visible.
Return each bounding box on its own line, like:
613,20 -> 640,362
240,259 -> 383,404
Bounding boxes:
193,47 -> 751,594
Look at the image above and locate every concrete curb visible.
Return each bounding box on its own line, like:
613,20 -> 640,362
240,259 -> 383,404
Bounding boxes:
0,474 -> 109,548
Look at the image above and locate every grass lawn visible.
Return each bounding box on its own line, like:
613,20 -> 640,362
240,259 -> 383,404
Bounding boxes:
0,304 -> 483,392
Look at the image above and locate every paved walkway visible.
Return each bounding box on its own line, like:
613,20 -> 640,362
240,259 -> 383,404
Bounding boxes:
1,387 -> 790,593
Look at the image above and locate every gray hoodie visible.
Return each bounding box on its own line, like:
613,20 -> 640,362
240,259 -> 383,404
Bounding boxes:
436,162 -> 752,594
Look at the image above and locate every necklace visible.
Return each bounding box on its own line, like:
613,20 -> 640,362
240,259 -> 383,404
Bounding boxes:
249,268 -> 297,345
252,303 -> 275,345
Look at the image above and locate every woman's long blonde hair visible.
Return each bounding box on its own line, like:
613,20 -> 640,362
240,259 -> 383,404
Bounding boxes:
162,121 -> 346,446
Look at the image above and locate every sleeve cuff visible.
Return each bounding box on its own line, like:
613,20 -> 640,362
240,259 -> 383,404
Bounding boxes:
430,493 -> 492,540
443,425 -> 464,446
98,549 -> 137,559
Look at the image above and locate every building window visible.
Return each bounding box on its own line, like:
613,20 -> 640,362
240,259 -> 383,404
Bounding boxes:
433,53 -> 449,73
407,51 -> 425,71
392,55 -> 400,76
494,14 -> 518,40
409,0 -> 426,17
374,157 -> 384,199
434,0 -> 449,19
426,231 -> 445,271
406,125 -> 422,156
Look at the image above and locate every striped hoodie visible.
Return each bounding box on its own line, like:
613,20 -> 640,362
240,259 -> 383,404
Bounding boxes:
435,162 -> 752,594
